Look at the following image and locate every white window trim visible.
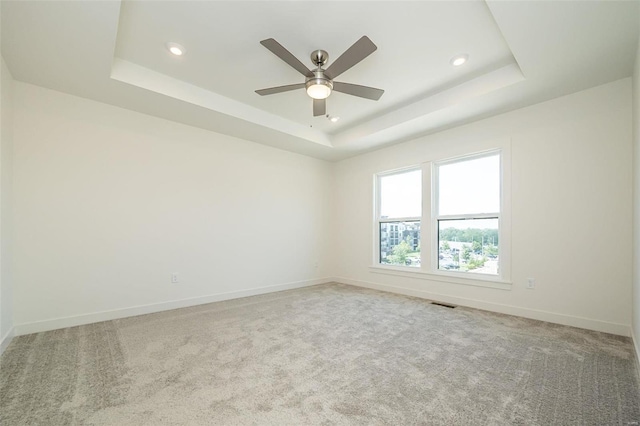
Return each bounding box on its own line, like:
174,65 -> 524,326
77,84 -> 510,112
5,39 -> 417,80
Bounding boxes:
372,141 -> 512,289
373,166 -> 422,268
432,149 -> 504,280
368,265 -> 511,290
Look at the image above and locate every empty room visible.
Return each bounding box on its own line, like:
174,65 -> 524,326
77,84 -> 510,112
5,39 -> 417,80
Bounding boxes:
1,0 -> 640,424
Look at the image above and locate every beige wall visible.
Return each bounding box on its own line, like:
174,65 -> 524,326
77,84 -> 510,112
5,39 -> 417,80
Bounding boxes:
333,78 -> 633,335
632,14 -> 640,355
0,57 -> 14,349
12,82 -> 333,331
5,69 -> 637,339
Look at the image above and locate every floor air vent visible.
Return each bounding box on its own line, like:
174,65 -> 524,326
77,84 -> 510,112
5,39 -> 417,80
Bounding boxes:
431,302 -> 456,309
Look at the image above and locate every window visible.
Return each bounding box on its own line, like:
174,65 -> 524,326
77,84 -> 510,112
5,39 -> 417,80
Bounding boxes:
376,169 -> 421,268
435,153 -> 500,276
374,147 -> 510,286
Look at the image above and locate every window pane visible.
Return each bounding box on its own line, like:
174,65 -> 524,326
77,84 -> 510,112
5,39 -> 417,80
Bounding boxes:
380,221 -> 421,267
438,155 -> 499,215
438,218 -> 498,275
380,170 -> 421,218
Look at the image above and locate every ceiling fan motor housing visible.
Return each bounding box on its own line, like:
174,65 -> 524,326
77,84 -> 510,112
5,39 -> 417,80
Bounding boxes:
306,71 -> 333,90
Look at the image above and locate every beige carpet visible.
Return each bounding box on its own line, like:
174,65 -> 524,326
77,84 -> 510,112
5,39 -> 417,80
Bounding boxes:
1,283 -> 639,425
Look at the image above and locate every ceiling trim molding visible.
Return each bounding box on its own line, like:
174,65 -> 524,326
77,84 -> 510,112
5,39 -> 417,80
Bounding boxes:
111,58 -> 333,148
331,60 -> 525,150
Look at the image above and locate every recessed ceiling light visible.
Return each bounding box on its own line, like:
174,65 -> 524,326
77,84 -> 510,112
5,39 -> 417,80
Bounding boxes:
167,42 -> 185,56
450,54 -> 468,67
327,115 -> 340,123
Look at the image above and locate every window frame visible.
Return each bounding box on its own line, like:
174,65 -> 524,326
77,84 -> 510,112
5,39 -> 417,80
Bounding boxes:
372,144 -> 511,289
432,150 -> 502,278
374,166 -> 422,268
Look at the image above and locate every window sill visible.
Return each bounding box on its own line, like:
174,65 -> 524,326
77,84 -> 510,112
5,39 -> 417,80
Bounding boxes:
369,265 -> 512,290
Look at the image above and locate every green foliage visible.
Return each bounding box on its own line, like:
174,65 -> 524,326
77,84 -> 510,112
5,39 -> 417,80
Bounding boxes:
472,240 -> 482,253
467,256 -> 488,270
441,241 -> 450,251
439,228 -> 498,245
388,240 -> 412,265
485,244 -> 498,256
461,245 -> 472,262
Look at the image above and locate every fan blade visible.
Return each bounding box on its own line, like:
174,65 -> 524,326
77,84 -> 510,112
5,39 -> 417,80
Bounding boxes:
260,38 -> 313,78
333,81 -> 384,100
313,99 -> 326,116
324,36 -> 377,79
255,83 -> 305,96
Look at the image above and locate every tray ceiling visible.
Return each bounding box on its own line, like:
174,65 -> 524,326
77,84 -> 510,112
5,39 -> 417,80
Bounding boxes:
2,1 -> 638,160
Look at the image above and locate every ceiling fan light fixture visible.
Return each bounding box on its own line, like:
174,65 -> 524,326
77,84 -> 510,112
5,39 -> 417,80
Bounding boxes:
305,78 -> 333,100
307,84 -> 331,99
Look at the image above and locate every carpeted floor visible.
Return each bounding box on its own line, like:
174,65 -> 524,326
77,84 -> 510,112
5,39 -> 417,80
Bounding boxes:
1,283 -> 639,425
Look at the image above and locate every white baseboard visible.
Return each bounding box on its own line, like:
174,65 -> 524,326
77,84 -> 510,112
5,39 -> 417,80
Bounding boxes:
14,277 -> 331,336
11,277 -> 633,339
0,326 -> 15,356
333,277 -> 631,336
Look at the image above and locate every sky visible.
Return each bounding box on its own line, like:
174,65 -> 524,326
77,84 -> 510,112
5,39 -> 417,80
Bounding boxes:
380,154 -> 499,229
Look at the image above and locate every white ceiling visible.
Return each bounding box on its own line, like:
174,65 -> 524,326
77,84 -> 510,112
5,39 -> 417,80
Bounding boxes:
2,1 -> 638,161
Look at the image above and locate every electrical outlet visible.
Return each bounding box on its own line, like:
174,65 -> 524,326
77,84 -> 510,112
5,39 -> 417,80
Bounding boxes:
171,273 -> 179,284
526,278 -> 535,289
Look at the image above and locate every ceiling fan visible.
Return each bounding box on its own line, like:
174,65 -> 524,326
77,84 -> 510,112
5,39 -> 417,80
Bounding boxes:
255,36 -> 384,117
